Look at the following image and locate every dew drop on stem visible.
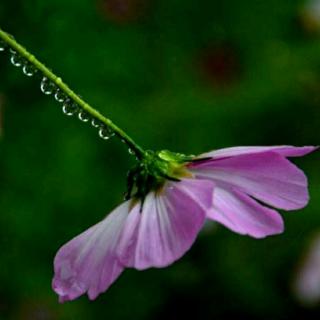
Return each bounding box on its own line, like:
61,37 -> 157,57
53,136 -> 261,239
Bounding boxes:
128,148 -> 135,155
62,100 -> 79,116
99,126 -> 114,140
22,63 -> 36,77
10,52 -> 23,67
91,119 -> 101,128
40,77 -> 56,95
78,111 -> 90,122
0,40 -> 6,52
54,89 -> 66,103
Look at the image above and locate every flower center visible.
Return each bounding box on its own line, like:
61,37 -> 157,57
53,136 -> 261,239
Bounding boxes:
125,149 -> 194,203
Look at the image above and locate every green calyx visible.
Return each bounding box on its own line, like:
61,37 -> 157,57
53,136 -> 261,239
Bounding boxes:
125,150 -> 195,205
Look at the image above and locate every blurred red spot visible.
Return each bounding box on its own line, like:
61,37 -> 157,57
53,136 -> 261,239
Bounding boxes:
98,0 -> 148,24
198,44 -> 242,90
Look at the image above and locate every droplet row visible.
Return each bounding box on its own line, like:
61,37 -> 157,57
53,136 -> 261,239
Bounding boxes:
2,47 -> 117,143
0,44 -> 37,77
60,98 -> 115,140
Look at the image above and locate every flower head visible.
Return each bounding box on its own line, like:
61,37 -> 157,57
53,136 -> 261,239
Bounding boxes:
53,145 -> 316,301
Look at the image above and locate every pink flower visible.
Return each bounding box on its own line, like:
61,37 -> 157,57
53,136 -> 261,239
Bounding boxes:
53,145 -> 316,302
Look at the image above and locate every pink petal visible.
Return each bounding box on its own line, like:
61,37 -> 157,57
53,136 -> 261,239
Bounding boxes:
190,151 -> 309,210
208,187 -> 284,238
52,202 -> 130,302
197,146 -> 317,160
117,179 -> 214,270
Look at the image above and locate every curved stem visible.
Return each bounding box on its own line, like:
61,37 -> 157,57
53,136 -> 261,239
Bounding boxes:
0,27 -> 146,160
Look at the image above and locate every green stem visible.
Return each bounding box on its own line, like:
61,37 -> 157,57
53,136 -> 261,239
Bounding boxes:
0,28 -> 146,160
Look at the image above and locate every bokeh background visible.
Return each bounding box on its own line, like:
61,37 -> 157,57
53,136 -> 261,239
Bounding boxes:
0,0 -> 319,319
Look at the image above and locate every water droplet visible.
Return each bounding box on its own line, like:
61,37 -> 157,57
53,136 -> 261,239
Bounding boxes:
40,77 -> 56,95
54,89 -> 66,103
91,119 -> 101,128
99,126 -> 113,140
128,148 -> 135,155
78,111 -> 90,122
62,100 -> 78,116
22,64 -> 35,77
10,52 -> 23,67
0,40 -> 6,52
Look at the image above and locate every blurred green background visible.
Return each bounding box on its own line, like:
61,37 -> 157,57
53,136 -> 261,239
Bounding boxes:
0,0 -> 319,319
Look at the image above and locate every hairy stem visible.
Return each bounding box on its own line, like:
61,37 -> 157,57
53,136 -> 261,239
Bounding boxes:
0,27 -> 146,160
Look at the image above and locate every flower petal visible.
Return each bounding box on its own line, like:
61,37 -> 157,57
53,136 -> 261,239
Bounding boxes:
190,151 -> 309,210
208,187 -> 284,238
117,179 -> 214,270
52,202 -> 130,302
197,146 -> 317,160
